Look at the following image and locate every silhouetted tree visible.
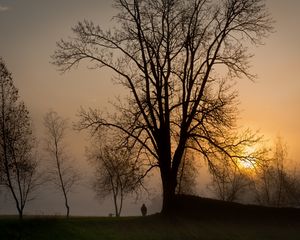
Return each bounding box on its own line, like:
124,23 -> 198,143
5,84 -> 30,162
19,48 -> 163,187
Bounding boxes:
0,58 -> 40,219
207,142 -> 269,202
44,110 -> 80,217
208,156 -> 250,202
53,0 -> 273,214
88,132 -> 145,217
252,137 -> 300,207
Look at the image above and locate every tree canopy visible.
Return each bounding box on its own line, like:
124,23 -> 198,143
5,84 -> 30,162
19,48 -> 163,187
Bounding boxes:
53,0 -> 273,214
0,58 -> 40,219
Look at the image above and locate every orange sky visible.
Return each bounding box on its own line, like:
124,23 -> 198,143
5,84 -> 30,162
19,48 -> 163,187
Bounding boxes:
237,0 -> 300,162
0,0 -> 299,215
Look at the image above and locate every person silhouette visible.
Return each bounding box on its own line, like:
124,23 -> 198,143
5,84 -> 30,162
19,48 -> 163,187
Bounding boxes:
141,203 -> 147,216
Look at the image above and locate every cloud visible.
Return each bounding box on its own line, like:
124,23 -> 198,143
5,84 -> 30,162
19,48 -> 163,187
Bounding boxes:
0,4 -> 9,12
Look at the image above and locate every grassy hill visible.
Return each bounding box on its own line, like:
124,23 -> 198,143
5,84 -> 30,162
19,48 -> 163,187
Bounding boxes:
172,194 -> 300,221
1,195 -> 300,240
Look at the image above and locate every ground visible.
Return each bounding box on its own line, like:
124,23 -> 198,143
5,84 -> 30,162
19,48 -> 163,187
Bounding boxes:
1,196 -> 300,240
1,215 -> 300,240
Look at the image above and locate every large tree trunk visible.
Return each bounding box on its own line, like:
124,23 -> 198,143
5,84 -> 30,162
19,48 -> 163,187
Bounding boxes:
159,130 -> 186,215
160,168 -> 178,215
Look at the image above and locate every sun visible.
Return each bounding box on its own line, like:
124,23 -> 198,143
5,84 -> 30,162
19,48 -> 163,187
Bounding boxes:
239,159 -> 256,169
238,146 -> 257,170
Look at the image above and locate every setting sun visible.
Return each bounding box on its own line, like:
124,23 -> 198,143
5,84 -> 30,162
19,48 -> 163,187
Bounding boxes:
239,146 -> 257,169
239,159 -> 256,169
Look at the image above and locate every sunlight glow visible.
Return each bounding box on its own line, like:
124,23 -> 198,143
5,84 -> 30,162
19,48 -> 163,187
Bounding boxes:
239,159 -> 255,169
239,146 -> 257,169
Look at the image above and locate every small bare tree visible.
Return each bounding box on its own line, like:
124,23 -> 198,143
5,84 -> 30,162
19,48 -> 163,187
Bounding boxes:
88,132 -> 145,217
44,110 -> 80,217
0,58 -> 41,219
252,137 -> 300,207
207,140 -> 269,202
208,158 -> 250,202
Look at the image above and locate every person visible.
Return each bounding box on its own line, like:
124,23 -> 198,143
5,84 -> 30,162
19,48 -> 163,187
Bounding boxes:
141,203 -> 147,216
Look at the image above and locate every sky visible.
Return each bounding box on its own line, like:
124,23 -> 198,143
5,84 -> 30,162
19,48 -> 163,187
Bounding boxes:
0,0 -> 299,216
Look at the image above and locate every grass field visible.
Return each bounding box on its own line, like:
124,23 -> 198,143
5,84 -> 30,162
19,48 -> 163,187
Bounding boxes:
2,196 -> 300,240
1,214 -> 300,240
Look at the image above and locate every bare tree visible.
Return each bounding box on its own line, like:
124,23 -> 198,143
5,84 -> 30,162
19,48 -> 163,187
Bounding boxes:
52,0 -> 273,214
207,143 -> 274,203
88,132 -> 145,217
252,137 -> 300,207
44,110 -> 80,217
208,156 -> 250,202
0,58 -> 40,219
